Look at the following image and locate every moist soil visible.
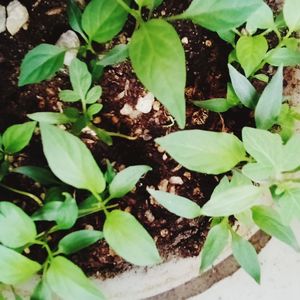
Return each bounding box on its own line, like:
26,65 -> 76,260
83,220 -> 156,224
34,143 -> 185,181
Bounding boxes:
0,0 -> 256,278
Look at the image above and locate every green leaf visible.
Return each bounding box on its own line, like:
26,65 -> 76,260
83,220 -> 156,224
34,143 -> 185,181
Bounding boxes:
202,185 -> 262,217
13,166 -> 60,186
252,206 -> 300,251
236,35 -> 268,77
98,44 -> 129,67
28,112 -> 75,124
129,19 -> 186,129
103,210 -> 161,266
180,0 -> 262,32
217,29 -> 235,45
69,58 -> 92,101
147,189 -> 202,219
283,0 -> 300,31
246,2 -> 274,34
281,134 -> 300,171
31,280 -> 52,300
231,231 -> 261,283
266,48 -> 300,67
2,121 -> 36,154
87,104 -> 103,119
228,64 -> 258,109
242,127 -> 283,171
200,221 -> 229,271
193,98 -> 231,113
58,230 -> 103,255
242,163 -> 276,182
59,90 -> 81,102
0,202 -> 37,248
40,124 -> 106,194
19,44 -> 66,86
86,86 -> 102,104
91,126 -> 113,146
253,74 -> 269,83
82,0 -> 129,43
67,0 -> 87,41
109,165 -> 151,198
0,245 -> 41,285
277,189 -> 300,224
46,256 -> 105,300
156,130 -> 246,174
255,66 -> 283,129
32,193 -> 78,230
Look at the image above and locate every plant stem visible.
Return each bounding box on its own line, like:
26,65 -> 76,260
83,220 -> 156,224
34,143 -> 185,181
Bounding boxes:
0,183 -> 43,206
116,0 -> 142,23
165,14 -> 184,22
92,192 -> 109,216
106,131 -> 137,140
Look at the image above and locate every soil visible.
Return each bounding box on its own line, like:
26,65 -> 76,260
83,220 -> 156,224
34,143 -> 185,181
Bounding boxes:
0,0 -> 255,279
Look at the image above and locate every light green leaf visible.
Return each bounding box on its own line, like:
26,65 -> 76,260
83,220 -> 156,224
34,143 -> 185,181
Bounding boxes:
13,166 -> 60,186
86,86 -> 102,104
40,124 -> 106,194
2,121 -> 36,154
98,44 -> 129,67
202,185 -> 262,217
46,256 -> 105,300
281,134 -> 300,171
252,206 -> 300,251
0,245 -> 41,285
19,44 -> 66,86
58,230 -> 103,255
103,210 -> 161,266
200,221 -> 229,271
193,98 -> 231,113
242,127 -> 283,170
156,130 -> 246,175
82,0 -> 129,43
217,30 -> 235,45
109,165 -> 151,198
242,163 -> 276,182
277,189 -> 300,224
231,231 -> 261,283
129,19 -> 186,129
31,280 -> 52,300
67,0 -> 87,41
228,64 -> 258,109
147,189 -> 202,219
246,2 -> 274,34
69,58 -> 91,101
266,48 -> 300,67
180,0 -> 262,31
28,112 -> 75,125
32,193 -> 78,230
59,90 -> 81,102
0,202 -> 37,248
135,0 -> 162,9
236,35 -> 268,77
255,66 -> 283,129
253,74 -> 269,83
283,0 -> 300,31
87,104 -> 103,119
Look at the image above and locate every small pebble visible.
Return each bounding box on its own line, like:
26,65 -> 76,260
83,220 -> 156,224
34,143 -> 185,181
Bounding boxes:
160,229 -> 169,237
169,176 -> 184,185
181,37 -> 189,44
145,210 -> 155,223
6,0 -> 29,35
135,92 -> 155,113
120,103 -> 133,115
158,179 -> 169,192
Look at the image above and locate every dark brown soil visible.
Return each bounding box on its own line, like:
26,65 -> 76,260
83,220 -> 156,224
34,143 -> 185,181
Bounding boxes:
0,0 -> 253,278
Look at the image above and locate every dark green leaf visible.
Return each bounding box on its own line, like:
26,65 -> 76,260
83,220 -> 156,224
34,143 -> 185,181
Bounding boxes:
0,245 -> 41,285
129,19 -> 186,129
2,121 -> 36,154
19,44 -> 66,86
0,202 -> 37,248
156,130 -> 246,174
91,126 -> 113,146
67,0 -> 87,41
252,206 -> 300,251
103,210 -> 161,266
13,166 -> 60,186
58,230 -> 103,255
109,165 -> 151,198
40,124 -> 106,194
231,231 -> 261,283
193,98 -> 231,113
31,280 -> 52,300
147,189 -> 202,219
255,66 -> 283,129
28,112 -> 75,124
180,0 -> 262,31
200,221 -> 229,271
46,256 -> 105,300
98,44 -> 129,67
228,64 -> 258,109
82,0 -> 129,43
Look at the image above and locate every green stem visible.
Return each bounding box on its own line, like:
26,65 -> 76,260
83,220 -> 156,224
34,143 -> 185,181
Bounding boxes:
106,131 -> 137,140
33,240 -> 53,261
116,0 -> 142,23
165,14 -> 184,22
92,192 -> 109,216
0,183 -> 43,206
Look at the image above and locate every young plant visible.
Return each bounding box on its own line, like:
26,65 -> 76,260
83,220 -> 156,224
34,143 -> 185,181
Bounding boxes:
148,127 -> 300,282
